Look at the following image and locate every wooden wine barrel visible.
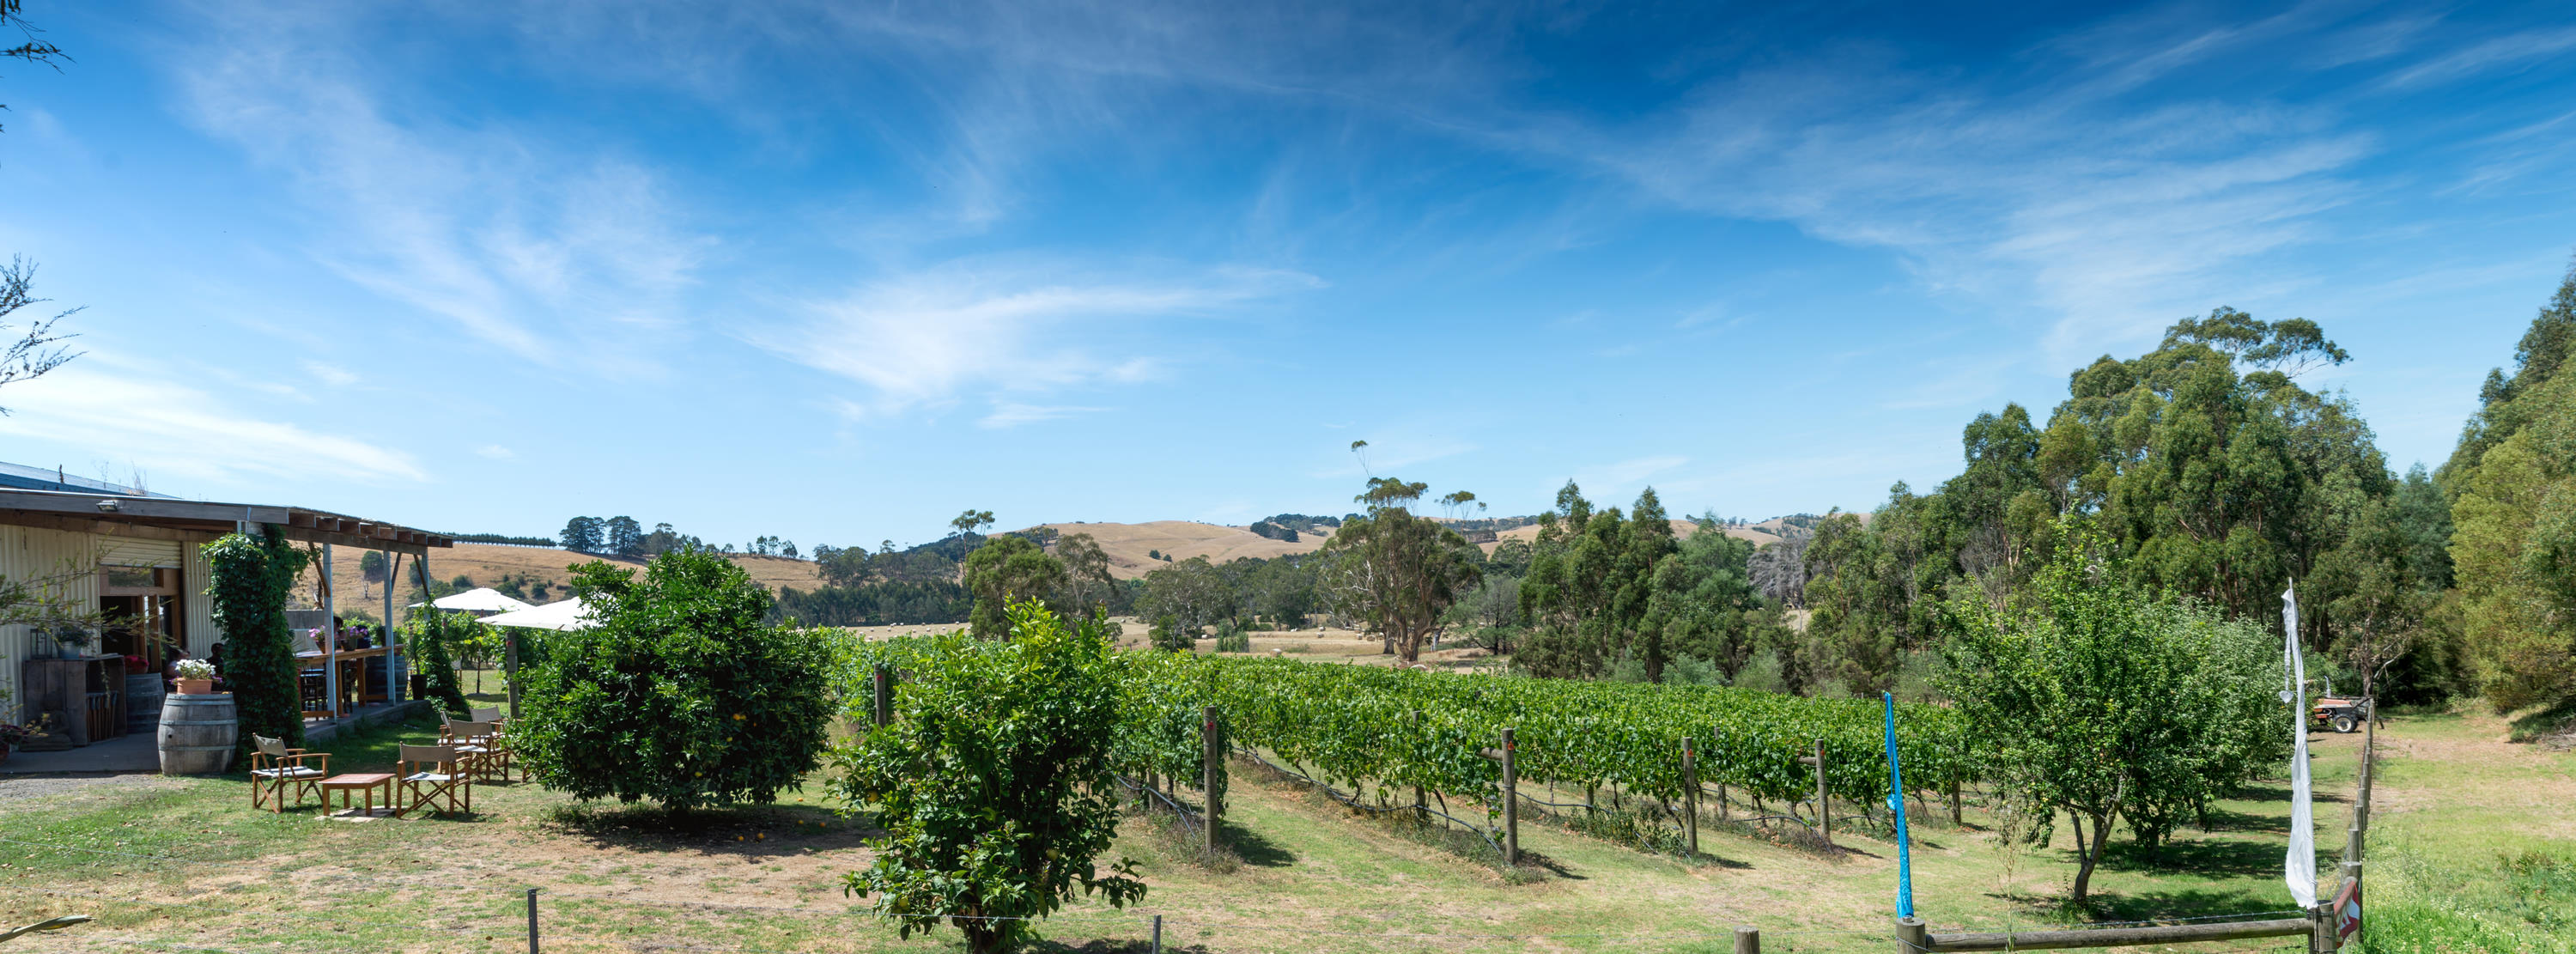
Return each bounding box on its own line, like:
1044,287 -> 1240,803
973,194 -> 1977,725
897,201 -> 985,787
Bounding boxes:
125,674 -> 166,734
158,694 -> 238,775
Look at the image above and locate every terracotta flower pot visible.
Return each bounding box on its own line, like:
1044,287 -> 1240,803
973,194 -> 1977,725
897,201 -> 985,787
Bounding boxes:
175,678 -> 216,695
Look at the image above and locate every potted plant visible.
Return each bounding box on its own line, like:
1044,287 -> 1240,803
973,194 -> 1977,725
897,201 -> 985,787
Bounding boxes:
48,625 -> 94,659
1,717 -> 50,765
173,659 -> 218,696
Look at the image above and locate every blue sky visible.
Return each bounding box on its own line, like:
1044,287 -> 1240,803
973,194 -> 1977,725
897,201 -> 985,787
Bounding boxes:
3,1 -> 2573,550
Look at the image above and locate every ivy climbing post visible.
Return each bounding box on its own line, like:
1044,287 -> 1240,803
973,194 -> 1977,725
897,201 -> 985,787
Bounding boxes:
203,526 -> 311,759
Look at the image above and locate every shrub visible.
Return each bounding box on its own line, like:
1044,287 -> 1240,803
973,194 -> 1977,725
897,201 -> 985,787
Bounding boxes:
834,604 -> 1145,954
513,550 -> 831,810
403,610 -> 474,717
1148,614 -> 1194,652
204,527 -> 311,757
1214,630 -> 1251,653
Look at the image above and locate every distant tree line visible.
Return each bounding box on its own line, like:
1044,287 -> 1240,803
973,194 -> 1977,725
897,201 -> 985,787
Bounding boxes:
448,532 -> 560,547
557,516 -> 708,557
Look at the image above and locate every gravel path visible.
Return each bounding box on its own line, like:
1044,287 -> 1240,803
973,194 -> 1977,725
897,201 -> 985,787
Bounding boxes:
0,773 -> 184,802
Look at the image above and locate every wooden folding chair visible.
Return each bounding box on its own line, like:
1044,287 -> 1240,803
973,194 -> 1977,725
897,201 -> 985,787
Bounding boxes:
249,735 -> 329,812
470,707 -> 503,724
447,720 -> 512,782
395,744 -> 471,817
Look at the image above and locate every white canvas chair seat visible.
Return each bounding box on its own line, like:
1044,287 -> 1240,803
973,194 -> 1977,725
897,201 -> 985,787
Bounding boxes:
396,744 -> 471,817
249,734 -> 329,812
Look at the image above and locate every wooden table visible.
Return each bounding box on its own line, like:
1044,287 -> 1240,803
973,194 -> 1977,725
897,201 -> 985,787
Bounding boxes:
319,773 -> 395,817
297,647 -> 391,718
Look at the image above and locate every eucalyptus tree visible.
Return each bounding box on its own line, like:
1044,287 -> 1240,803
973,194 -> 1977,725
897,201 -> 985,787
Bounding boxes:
2443,262 -> 2576,712
1139,556 -> 1235,643
962,535 -> 1069,640
1322,477 -> 1481,661
1054,532 -> 1119,616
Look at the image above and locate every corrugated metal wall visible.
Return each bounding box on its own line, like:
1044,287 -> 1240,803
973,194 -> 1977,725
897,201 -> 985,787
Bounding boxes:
0,525 -> 104,723
185,541 -> 216,657
98,537 -> 182,568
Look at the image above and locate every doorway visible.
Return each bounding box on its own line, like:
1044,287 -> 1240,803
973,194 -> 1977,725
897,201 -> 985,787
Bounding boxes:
98,565 -> 182,673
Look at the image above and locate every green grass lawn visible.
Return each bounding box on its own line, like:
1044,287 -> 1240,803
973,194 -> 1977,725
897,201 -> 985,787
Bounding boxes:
0,702 -> 2565,953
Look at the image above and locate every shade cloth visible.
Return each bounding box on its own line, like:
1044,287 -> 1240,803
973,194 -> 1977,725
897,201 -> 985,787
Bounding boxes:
407,587 -> 538,614
479,597 -> 597,631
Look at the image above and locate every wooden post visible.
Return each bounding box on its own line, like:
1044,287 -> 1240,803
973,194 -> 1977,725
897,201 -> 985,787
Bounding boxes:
1412,710 -> 1427,821
1734,926 -> 1759,954
322,544 -> 339,717
1929,917 -> 2318,951
1719,782 -> 1728,821
1202,704 -> 1221,857
1814,738 -> 1832,850
1501,726 -> 1519,866
2309,903 -> 2336,954
872,666 -> 891,727
505,629 -> 521,719
1948,778 -> 1961,826
1896,915 -> 1928,954
1682,737 -> 1699,856
384,550 -> 399,702
1151,915 -> 1163,954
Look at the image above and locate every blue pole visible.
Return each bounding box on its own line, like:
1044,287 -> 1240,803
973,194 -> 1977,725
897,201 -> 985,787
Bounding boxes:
1885,691 -> 1915,919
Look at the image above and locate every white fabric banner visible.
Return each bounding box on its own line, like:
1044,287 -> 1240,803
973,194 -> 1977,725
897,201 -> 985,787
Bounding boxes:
2283,582 -> 2318,908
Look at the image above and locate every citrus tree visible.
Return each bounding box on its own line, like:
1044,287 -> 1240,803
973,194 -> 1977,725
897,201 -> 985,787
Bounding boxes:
834,603 -> 1145,954
513,550 -> 831,810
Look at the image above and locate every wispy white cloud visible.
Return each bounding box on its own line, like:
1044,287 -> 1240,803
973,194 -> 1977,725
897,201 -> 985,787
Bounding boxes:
2381,26 -> 2576,89
302,362 -> 361,387
759,258 -> 1318,420
173,5 -> 709,371
474,444 -> 516,459
0,361 -> 422,484
979,403 -> 1109,428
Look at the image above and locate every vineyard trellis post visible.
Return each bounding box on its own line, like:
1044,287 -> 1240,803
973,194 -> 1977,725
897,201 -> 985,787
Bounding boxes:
1411,710 -> 1427,822
1895,915 -> 1926,954
872,665 -> 891,727
1734,926 -> 1759,954
1202,704 -> 1221,858
1483,726 -> 1518,866
1799,738 -> 1831,850
1681,736 -> 1699,856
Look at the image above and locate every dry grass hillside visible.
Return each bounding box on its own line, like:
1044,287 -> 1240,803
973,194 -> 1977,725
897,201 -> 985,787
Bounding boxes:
290,542 -> 823,617
1034,520 -> 1330,579
1481,514 -> 1855,553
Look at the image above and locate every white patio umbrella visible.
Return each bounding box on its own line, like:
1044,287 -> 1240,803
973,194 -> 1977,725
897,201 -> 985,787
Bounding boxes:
407,587 -> 538,614
479,597 -> 598,631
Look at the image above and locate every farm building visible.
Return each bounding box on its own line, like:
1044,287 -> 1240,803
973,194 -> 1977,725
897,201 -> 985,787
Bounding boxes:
1,479 -> 452,756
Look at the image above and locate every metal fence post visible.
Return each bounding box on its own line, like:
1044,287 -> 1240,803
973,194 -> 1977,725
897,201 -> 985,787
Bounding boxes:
1151,914 -> 1163,954
526,888 -> 540,954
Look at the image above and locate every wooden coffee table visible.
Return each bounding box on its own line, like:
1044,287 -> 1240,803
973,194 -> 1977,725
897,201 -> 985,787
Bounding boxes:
319,773 -> 396,818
